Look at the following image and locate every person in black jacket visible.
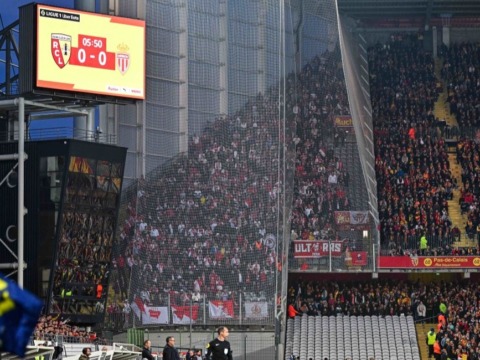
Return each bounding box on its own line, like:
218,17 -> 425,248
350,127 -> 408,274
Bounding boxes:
205,327 -> 232,360
142,340 -> 155,360
163,337 -> 180,360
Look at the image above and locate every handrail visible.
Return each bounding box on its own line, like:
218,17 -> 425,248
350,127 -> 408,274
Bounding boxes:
413,315 -> 438,324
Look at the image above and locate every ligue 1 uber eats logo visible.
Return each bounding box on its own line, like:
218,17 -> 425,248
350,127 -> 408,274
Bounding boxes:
50,32 -> 130,74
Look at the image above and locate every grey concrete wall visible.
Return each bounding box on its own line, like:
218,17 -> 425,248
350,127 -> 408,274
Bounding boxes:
114,330 -> 276,360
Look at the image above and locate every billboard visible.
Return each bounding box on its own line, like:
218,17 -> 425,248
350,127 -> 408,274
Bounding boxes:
333,115 -> 354,132
293,240 -> 345,258
36,4 -> 145,100
379,256 -> 480,269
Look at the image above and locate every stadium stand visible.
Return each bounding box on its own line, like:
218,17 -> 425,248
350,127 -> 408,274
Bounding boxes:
442,42 -> 480,137
369,34 -> 457,254
286,314 -> 420,360
34,315 -> 107,344
291,48 -> 354,242
456,139 -> 480,243
107,44 -> 364,316
111,94 -> 286,314
285,278 -> 480,360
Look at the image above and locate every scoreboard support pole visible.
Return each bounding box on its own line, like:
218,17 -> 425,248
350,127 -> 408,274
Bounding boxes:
17,97 -> 25,288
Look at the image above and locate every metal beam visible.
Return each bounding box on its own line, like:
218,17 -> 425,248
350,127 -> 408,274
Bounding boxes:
0,263 -> 22,269
17,97 -> 25,288
24,99 -> 90,115
426,0 -> 434,26
0,154 -> 19,161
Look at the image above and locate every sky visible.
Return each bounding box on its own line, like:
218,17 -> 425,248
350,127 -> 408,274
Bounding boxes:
1,1 -> 74,26
0,0 -> 98,139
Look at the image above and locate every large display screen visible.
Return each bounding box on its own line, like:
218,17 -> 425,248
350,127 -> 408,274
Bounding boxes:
36,4 -> 145,100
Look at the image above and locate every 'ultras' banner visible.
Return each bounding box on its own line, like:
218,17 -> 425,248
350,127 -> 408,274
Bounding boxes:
293,240 -> 345,258
379,256 -> 480,269
334,211 -> 370,230
208,300 -> 234,319
244,302 -> 268,319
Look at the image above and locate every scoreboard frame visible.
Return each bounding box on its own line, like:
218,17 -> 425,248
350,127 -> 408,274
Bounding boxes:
19,3 -> 145,103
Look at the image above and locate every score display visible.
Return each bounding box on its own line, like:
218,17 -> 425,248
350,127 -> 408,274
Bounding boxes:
37,5 -> 145,100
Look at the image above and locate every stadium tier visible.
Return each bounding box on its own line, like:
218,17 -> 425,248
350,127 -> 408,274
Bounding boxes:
4,0 -> 480,359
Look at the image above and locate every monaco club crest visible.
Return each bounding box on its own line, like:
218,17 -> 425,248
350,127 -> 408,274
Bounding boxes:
51,33 -> 71,68
116,43 -> 130,75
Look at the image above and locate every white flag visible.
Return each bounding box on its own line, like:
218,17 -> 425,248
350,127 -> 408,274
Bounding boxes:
208,300 -> 234,319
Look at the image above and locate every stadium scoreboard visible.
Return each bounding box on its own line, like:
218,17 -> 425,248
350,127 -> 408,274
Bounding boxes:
20,4 -> 145,102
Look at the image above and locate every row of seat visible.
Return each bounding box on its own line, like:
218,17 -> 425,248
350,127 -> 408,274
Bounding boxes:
285,315 -> 421,360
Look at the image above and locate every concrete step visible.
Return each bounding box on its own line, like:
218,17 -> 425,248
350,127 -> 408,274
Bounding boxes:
416,323 -> 436,360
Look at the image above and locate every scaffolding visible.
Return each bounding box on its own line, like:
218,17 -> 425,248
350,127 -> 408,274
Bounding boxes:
0,97 -> 95,288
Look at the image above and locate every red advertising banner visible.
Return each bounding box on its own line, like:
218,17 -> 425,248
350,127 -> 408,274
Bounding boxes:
351,251 -> 368,266
293,240 -> 345,258
379,256 -> 480,269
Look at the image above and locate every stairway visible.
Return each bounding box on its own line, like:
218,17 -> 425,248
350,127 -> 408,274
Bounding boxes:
433,58 -> 474,248
446,153 -> 476,247
433,58 -> 458,129
416,322 -> 435,360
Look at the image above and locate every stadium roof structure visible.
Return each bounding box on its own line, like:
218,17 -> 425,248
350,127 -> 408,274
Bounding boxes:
338,0 -> 480,19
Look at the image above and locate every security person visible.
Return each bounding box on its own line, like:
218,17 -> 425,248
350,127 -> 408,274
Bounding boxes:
426,328 -> 436,359
420,233 -> 428,255
205,327 -> 232,360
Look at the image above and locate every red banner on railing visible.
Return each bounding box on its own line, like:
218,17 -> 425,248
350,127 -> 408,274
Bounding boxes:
351,251 -> 368,266
293,240 -> 345,258
379,256 -> 480,269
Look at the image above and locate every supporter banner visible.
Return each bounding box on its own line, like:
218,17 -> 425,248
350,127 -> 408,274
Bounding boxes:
172,305 -> 199,324
351,251 -> 368,266
130,297 -> 169,324
293,240 -> 344,258
334,211 -> 370,230
379,256 -> 480,269
244,302 -> 268,319
130,297 -> 145,319
141,306 -> 169,325
334,115 -> 354,131
208,300 -> 234,319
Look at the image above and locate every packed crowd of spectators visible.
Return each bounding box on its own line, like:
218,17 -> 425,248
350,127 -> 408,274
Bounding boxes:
288,280 -> 480,360
107,45 -> 360,315
288,278 -> 480,358
369,34 -> 457,253
456,139 -> 480,243
51,167 -> 118,315
442,42 -> 480,130
34,315 -> 107,344
291,49 -> 353,241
